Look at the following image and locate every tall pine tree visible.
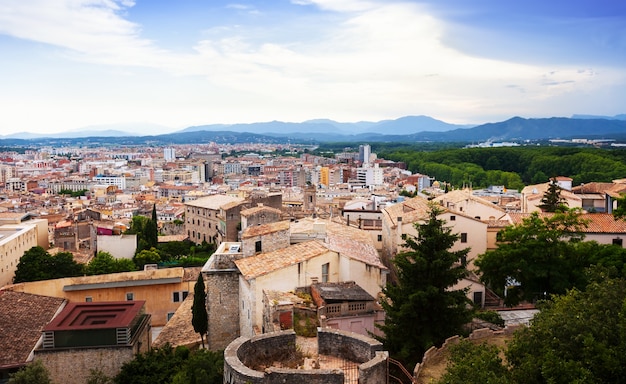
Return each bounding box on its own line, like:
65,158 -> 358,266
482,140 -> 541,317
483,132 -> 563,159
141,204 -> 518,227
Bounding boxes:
192,273 -> 208,348
377,204 -> 472,368
539,178 -> 568,212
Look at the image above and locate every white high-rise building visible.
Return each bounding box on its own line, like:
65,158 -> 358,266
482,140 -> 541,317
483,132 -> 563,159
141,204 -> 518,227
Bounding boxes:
164,147 -> 176,162
359,144 -> 371,165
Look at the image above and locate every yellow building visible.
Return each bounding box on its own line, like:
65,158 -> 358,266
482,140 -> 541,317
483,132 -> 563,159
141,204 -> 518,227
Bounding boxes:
320,166 -> 330,187
3,267 -> 201,327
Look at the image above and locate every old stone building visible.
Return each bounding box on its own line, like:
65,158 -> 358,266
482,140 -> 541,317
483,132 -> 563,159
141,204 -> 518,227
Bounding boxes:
185,194 -> 244,245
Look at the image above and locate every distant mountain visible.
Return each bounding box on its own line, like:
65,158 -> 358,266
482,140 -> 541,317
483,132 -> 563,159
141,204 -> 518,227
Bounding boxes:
177,115 -> 472,136
2,122 -> 173,139
2,115 -> 626,145
572,114 -> 626,120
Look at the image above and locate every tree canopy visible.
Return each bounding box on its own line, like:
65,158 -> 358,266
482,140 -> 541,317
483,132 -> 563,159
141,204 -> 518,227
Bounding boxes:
375,146 -> 626,190
114,345 -> 223,384
437,274 -> 626,384
84,251 -> 136,275
13,246 -> 83,283
8,360 -> 51,384
377,204 -> 472,368
475,210 -> 589,306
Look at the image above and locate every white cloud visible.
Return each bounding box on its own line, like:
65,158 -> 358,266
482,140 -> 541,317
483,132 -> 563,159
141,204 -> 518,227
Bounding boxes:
0,0 -> 623,132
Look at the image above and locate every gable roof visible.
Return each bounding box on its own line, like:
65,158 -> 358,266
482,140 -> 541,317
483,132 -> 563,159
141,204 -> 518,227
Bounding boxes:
382,196 -> 431,227
241,220 -> 290,239
235,240 -> 330,280
433,189 -> 507,214
0,291 -> 66,369
508,213 -> 626,234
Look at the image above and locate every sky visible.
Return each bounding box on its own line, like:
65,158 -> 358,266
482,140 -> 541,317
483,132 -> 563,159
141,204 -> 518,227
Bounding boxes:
0,0 -> 625,135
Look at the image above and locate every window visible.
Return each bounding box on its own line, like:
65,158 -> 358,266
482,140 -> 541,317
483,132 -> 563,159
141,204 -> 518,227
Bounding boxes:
377,234 -> 382,242
450,215 -> 456,221
126,292 -> 134,301
322,263 -> 329,283
85,296 -> 93,302
255,240 -> 262,253
173,291 -> 189,302
613,238 -> 623,246
460,233 -> 468,243
167,312 -> 175,322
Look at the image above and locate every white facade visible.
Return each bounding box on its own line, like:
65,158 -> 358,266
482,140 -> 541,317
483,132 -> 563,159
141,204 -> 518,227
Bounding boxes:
356,164 -> 383,187
164,147 -> 176,162
92,175 -> 126,191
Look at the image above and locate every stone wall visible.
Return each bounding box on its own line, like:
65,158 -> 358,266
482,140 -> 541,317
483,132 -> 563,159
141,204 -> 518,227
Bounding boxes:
317,327 -> 383,363
241,228 -> 290,257
413,325 -> 522,380
204,269 -> 241,350
223,328 -> 388,384
36,346 -> 134,384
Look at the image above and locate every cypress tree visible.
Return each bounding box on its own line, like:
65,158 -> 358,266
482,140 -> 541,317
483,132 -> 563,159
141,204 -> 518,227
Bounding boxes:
192,273 -> 208,348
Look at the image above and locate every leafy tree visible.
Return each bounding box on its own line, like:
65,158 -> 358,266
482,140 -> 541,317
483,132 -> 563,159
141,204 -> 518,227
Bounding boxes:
377,204 -> 472,368
13,246 -> 83,283
9,360 -> 51,384
437,339 -> 510,384
114,344 -> 189,384
86,368 -> 113,384
126,215 -> 157,253
133,248 -> 161,270
157,240 -> 193,262
475,210 -> 589,306
192,274 -> 208,348
506,275 -> 626,384
85,251 -> 136,275
538,178 -> 568,212
171,350 -> 223,384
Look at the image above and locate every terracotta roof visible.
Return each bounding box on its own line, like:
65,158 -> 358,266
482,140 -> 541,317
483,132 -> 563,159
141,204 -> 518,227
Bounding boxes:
153,293 -> 200,349
326,234 -> 386,270
433,189 -> 506,213
508,213 -> 626,233
185,195 -> 243,210
44,301 -> 145,331
382,196 -> 430,227
240,205 -> 282,217
0,291 -> 66,369
235,240 -> 330,280
241,220 -> 290,239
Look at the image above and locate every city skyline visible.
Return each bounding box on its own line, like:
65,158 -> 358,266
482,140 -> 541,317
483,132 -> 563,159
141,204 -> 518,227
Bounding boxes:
0,0 -> 625,135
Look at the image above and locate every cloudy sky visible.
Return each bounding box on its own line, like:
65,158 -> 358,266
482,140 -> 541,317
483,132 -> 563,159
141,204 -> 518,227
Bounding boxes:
0,0 -> 625,135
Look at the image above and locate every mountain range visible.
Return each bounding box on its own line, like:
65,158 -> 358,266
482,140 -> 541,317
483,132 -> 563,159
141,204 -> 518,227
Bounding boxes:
1,115 -> 626,145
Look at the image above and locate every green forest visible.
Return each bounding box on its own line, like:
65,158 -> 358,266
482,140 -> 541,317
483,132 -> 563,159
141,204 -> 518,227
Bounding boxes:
373,146 -> 626,190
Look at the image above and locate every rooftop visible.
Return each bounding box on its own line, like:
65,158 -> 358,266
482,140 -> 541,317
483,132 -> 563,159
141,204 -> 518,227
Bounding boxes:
235,240 -> 330,280
0,291 -> 66,369
312,282 -> 375,302
43,301 -> 145,331
241,220 -> 290,239
153,294 -> 200,349
185,194 -> 243,210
